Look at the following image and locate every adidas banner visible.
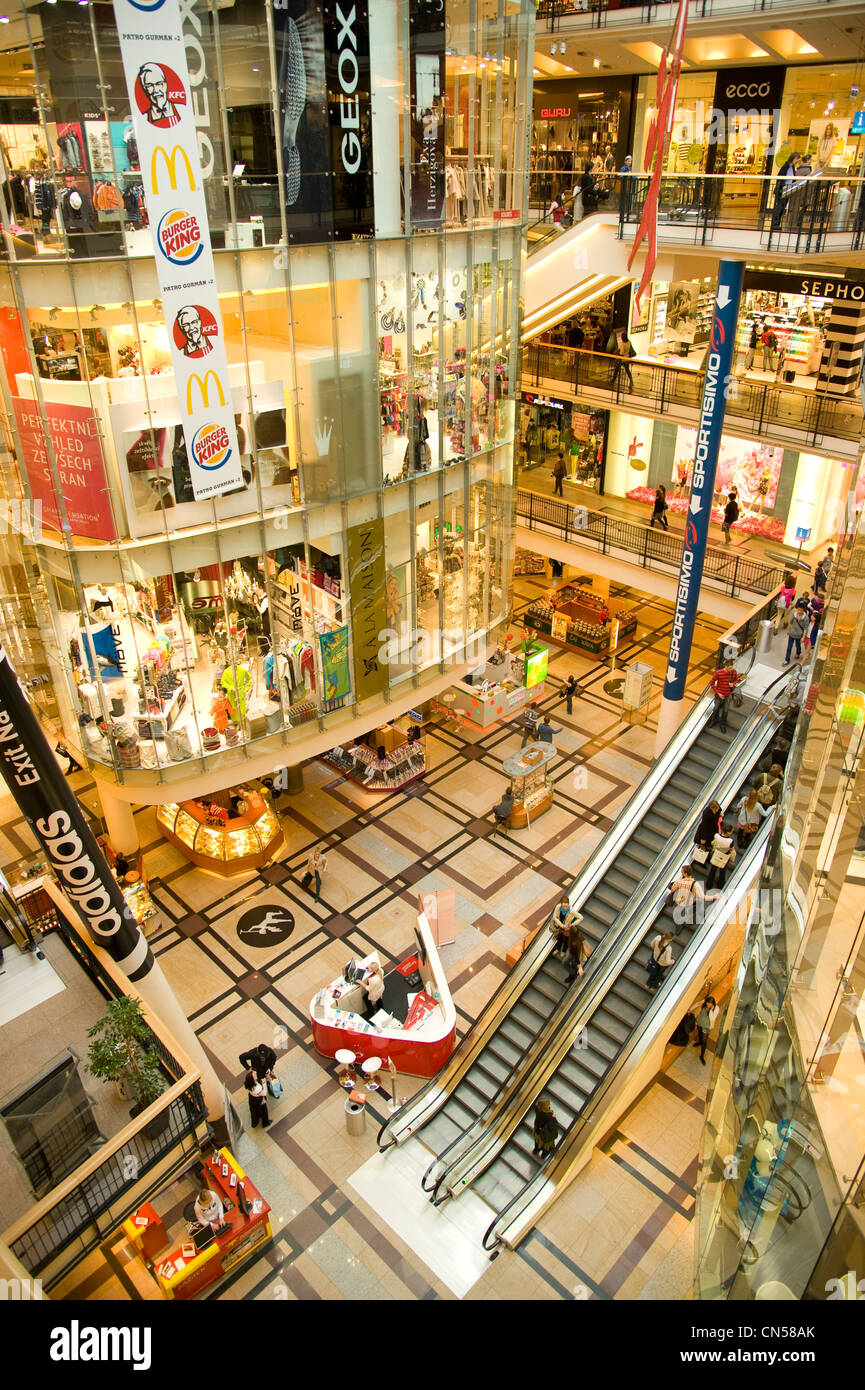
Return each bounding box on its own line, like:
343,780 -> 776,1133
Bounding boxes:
112,0 -> 244,502
275,0 -> 374,242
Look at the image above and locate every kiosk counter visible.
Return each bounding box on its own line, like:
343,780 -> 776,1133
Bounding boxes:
151,1149 -> 271,1300
310,911 -> 456,1077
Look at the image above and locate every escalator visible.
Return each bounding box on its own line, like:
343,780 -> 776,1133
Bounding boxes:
418,693 -> 753,1170
480,815 -> 777,1253
380,669 -> 777,1181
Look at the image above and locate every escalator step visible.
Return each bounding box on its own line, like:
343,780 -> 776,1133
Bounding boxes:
586,1027 -> 619,1063
499,1017 -> 537,1053
578,1048 -> 610,1081
612,976 -> 652,1010
486,1036 -> 523,1070
592,1009 -> 630,1047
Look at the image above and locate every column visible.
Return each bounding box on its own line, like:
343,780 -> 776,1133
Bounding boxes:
99,785 -> 140,857
655,260 -> 745,757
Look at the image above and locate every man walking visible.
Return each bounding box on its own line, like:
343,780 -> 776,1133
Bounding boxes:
721,489 -> 739,546
706,658 -> 739,733
563,675 -> 579,715
536,716 -> 562,746
552,452 -> 567,497
300,845 -> 327,900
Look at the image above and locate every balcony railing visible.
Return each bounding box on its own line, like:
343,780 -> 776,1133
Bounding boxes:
538,0 -> 854,32
2,887 -> 210,1289
522,342 -> 864,451
618,172 -> 865,253
515,488 -> 785,601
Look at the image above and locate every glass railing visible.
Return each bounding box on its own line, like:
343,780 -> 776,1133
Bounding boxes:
523,341 -> 864,450
515,488 -> 785,600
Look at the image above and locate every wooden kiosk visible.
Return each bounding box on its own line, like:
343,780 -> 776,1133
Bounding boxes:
501,742 -> 556,827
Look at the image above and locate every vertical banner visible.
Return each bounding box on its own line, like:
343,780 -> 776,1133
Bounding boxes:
274,1 -> 374,243
0,644 -> 151,979
409,0 -> 446,228
663,260 -> 744,702
12,398 -> 116,542
319,625 -> 351,703
112,0 -> 243,501
346,517 -> 388,701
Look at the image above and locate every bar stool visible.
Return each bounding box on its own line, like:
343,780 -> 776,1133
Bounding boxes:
361,1056 -> 382,1092
335,1049 -> 357,1090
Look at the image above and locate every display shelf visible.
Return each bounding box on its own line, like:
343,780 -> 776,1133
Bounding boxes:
157,793 -> 283,875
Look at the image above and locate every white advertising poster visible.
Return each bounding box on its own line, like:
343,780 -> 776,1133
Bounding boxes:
112,0 -> 243,501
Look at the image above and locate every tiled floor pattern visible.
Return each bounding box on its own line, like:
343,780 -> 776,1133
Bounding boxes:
1,580 -> 728,1300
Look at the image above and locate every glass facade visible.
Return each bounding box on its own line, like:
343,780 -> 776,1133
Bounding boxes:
695,488 -> 865,1299
0,0 -> 534,787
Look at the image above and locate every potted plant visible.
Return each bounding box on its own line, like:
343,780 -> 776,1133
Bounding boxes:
87,996 -> 169,1139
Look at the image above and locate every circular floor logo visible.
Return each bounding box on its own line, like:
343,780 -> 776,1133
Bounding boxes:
237,904 -> 295,947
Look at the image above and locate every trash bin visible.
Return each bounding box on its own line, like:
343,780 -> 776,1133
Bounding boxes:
756,619 -> 774,656
344,1096 -> 366,1136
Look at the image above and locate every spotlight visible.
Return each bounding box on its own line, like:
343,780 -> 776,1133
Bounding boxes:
90,305 -> 105,321
48,307 -> 59,321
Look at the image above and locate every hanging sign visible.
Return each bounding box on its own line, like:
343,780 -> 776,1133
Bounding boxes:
112,0 -> 243,502
409,0 -> 446,228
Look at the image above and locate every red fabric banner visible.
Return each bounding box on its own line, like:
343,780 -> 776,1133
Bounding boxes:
12,396 -> 116,541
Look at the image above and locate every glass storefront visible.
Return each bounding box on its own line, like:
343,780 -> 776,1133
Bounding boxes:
0,0 -> 535,785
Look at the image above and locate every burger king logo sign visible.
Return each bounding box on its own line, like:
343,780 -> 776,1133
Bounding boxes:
191,423 -> 232,472
157,209 -> 203,266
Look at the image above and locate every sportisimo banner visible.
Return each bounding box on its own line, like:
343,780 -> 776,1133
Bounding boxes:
112,0 -> 244,501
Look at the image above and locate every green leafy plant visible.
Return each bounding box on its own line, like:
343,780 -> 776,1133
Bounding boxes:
87,996 -> 166,1113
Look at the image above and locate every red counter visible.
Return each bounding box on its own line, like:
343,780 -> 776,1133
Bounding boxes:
153,1149 -> 272,1300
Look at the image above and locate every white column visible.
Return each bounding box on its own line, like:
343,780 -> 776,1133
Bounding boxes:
369,0 -> 402,238
654,696 -> 686,760
98,785 -> 140,856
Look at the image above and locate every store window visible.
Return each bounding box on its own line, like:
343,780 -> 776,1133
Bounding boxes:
530,79 -> 629,210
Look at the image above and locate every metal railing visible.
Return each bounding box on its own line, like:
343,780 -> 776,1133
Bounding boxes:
2,898 -> 209,1286
522,341 -> 864,450
538,0 -> 856,33
515,488 -> 785,601
618,172 -> 865,253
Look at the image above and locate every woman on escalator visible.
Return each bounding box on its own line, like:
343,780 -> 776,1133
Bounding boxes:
531,1097 -> 560,1158
565,921 -> 592,983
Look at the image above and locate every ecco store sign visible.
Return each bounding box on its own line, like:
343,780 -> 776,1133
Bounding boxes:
112,0 -> 243,501
725,81 -> 772,99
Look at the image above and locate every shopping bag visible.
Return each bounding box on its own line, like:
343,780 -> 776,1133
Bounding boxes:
267,1076 -> 283,1100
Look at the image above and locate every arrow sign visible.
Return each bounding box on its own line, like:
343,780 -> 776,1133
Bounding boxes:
717,285 -> 731,308
690,494 -> 702,514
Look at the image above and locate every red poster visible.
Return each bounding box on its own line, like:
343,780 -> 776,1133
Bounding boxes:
12,397 -> 116,541
0,310 -> 31,382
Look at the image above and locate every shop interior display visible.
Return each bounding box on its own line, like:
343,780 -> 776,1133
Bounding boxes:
526,583 -> 636,656
530,98 -> 621,205
323,720 -> 426,792
734,291 -> 830,380
500,742 -> 557,827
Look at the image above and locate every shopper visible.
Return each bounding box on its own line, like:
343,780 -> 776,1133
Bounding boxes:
521,701 -> 540,746
822,546 -> 834,576
239,1041 -> 278,1082
774,572 -> 797,632
618,155 -> 633,216
736,787 -> 772,849
531,1096 -> 560,1157
565,919 -> 591,982
806,590 -> 825,648
771,154 -> 799,230
694,799 -> 722,854
243,1068 -> 271,1128
646,932 -> 674,992
760,323 -> 778,373
552,452 -> 567,496
721,489 -> 739,545
706,659 -> 740,733
300,845 -> 327,900
753,763 -> 784,807
694,995 -> 718,1066
55,740 -> 83,774
563,674 -> 580,715
550,897 -> 574,957
785,600 -> 808,664
743,320 -> 759,372
580,162 -> 599,214
536,716 -> 562,745
812,560 -> 828,597
608,327 -> 635,390
705,823 -> 736,893
667,864 -> 704,929
649,484 -> 669,530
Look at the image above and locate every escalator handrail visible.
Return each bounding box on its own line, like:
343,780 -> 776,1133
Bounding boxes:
377,678 -> 720,1152
481,818 -> 775,1252
440,700 -> 783,1204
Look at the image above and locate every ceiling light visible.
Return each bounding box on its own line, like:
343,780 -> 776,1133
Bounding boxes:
0,15 -> 9,21
48,307 -> 58,321
593,58 -> 600,69
252,66 -> 259,72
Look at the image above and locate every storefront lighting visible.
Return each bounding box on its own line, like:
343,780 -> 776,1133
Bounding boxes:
0,15 -> 10,22
593,57 -> 600,69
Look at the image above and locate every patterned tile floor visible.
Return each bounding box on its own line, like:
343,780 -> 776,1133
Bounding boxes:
1,576 -> 729,1300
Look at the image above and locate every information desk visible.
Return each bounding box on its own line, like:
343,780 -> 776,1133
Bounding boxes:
150,1149 -> 272,1300
310,911 -> 456,1077
501,741 -> 557,826
157,792 -> 284,875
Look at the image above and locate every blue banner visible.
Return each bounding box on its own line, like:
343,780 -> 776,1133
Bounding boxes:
663,260 -> 744,701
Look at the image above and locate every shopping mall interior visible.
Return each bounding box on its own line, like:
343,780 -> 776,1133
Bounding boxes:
0,0 -> 864,1318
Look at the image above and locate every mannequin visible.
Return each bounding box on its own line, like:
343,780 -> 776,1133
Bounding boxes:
221,663 -> 252,723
